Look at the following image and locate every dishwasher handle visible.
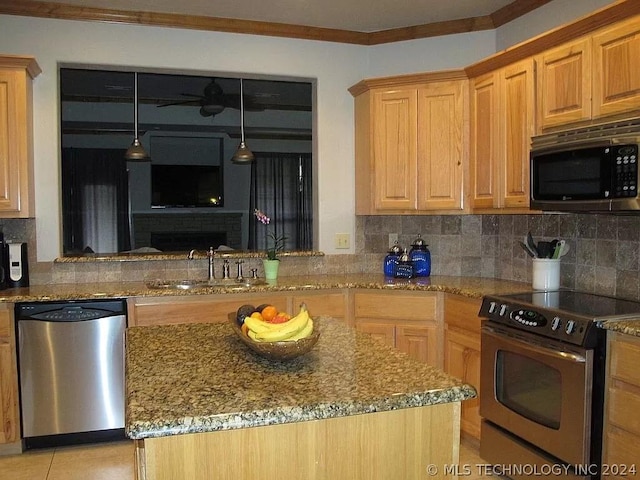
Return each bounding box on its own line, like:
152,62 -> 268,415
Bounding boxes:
27,306 -> 120,322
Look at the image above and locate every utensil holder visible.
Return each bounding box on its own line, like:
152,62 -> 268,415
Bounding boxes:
532,258 -> 561,290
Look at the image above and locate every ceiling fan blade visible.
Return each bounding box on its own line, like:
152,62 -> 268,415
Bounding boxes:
157,99 -> 201,108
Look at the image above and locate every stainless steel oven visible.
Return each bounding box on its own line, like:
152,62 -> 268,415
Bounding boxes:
478,291 -> 640,480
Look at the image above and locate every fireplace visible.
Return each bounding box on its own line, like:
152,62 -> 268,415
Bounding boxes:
150,232 -> 227,251
132,212 -> 243,250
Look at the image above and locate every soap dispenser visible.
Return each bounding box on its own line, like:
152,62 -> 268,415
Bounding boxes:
409,234 -> 431,277
383,241 -> 403,277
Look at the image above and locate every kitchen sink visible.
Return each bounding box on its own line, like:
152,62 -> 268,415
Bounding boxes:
146,278 -> 267,290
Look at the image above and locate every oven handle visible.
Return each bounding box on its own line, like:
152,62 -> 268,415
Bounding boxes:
482,325 -> 587,363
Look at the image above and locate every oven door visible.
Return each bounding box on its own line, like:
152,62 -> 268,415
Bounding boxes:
480,323 -> 593,466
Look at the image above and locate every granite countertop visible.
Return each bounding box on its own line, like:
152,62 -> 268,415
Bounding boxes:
0,274 -> 532,303
599,319 -> 640,337
125,317 -> 477,440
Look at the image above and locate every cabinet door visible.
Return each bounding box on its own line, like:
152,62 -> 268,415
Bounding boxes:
536,37 -> 592,130
592,16 -> 640,119
469,72 -> 500,209
291,290 -> 348,324
356,321 -> 396,349
444,327 -> 481,439
396,323 -> 438,365
371,89 -> 418,211
416,81 -> 464,211
0,69 -> 33,217
0,305 -> 19,444
502,59 -> 535,209
130,294 -> 290,326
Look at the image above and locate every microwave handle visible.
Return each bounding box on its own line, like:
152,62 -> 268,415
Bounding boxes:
482,325 -> 587,364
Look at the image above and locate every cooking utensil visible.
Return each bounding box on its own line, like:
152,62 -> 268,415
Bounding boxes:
536,241 -> 552,259
519,241 -> 537,258
552,240 -> 565,259
525,233 -> 539,257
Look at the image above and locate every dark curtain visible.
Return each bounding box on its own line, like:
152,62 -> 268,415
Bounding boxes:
248,152 -> 312,251
62,148 -> 131,254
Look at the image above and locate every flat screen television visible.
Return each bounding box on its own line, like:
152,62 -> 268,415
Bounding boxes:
151,165 -> 223,208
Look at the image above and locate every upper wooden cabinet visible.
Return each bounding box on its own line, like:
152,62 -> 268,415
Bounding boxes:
470,59 -> 535,211
537,15 -> 640,131
351,73 -> 467,215
592,16 -> 640,119
536,37 -> 591,130
0,55 -> 40,218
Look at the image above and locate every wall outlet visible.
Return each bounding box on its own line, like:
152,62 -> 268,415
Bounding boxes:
335,233 -> 350,249
388,233 -> 399,249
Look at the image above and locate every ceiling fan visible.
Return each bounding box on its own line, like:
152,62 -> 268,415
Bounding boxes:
156,78 -> 263,117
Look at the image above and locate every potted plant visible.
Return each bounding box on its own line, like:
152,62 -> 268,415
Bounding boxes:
254,209 -> 287,280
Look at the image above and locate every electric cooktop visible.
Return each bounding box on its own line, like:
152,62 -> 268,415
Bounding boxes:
479,290 -> 640,347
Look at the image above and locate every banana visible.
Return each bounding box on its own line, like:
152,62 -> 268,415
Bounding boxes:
286,318 -> 314,341
243,316 -> 274,333
254,305 -> 310,342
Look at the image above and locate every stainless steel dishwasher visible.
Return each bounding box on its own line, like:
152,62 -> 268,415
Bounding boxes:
16,299 -> 127,448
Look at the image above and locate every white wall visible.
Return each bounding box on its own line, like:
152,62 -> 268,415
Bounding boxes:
496,0 -> 617,50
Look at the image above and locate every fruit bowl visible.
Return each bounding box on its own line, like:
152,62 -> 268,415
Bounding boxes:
230,316 -> 320,361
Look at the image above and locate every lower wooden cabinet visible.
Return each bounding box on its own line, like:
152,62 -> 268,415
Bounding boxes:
128,290 -> 350,327
603,332 -> 640,474
353,290 -> 440,366
0,303 -> 19,445
443,294 -> 483,440
128,293 -> 291,326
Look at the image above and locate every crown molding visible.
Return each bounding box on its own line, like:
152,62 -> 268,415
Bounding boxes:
0,0 -> 550,45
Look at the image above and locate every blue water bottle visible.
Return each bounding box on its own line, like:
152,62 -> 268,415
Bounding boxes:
383,241 -> 403,277
409,234 -> 431,277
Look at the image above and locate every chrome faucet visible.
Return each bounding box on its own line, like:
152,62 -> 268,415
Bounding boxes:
207,247 -> 216,280
187,247 -> 216,280
222,259 -> 230,279
235,260 -> 244,281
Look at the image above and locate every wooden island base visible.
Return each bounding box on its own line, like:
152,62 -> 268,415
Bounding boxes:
135,402 -> 461,480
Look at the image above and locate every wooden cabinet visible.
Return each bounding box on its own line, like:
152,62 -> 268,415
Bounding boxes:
443,294 -> 482,440
128,293 -> 291,326
291,289 -> 350,324
603,332 -> 640,473
352,73 -> 467,214
0,304 -> 19,445
537,15 -> 640,131
536,37 -> 592,130
129,290 -> 349,327
353,290 -> 440,365
470,58 -> 535,211
0,56 -> 40,218
592,16 -> 640,119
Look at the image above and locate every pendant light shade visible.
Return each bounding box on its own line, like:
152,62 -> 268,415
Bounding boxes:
125,72 -> 149,161
231,78 -> 254,164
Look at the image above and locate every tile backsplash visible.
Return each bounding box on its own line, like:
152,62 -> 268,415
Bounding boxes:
357,213 -> 640,301
20,212 -> 640,303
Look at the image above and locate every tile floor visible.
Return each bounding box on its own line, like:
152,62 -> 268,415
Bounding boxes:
0,437 -> 492,479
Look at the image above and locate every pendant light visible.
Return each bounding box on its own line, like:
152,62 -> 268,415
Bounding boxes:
231,78 -> 254,164
125,72 -> 149,161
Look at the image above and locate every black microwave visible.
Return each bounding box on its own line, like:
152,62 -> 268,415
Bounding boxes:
530,120 -> 640,212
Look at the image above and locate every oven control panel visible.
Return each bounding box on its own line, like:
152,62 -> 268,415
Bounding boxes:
479,296 -> 595,346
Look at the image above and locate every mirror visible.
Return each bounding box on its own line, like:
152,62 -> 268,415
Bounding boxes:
60,67 -> 314,256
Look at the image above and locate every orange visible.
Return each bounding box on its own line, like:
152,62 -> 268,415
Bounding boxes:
250,311 -> 264,321
261,305 -> 278,322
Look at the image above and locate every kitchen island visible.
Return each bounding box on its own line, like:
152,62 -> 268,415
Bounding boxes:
126,317 -> 476,480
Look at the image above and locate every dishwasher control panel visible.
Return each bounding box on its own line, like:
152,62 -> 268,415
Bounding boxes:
16,299 -> 127,321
